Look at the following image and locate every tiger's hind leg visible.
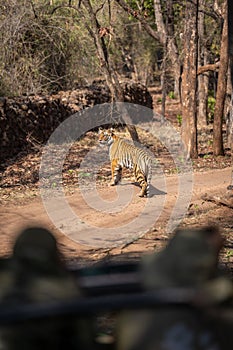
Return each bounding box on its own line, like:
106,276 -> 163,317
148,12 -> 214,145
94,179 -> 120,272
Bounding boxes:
134,166 -> 148,197
110,159 -> 122,186
138,182 -> 148,197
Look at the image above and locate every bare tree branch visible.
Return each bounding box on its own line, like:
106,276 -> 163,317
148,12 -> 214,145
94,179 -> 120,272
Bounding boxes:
51,5 -> 78,15
115,0 -> 162,42
95,0 -> 107,15
29,0 -> 38,19
197,61 -> 220,75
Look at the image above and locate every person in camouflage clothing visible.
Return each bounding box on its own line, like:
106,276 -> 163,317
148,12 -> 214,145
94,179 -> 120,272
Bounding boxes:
0,226 -> 94,350
117,226 -> 233,350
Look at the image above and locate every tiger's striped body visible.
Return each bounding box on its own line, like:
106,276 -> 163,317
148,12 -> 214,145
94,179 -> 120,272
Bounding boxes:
98,129 -> 152,197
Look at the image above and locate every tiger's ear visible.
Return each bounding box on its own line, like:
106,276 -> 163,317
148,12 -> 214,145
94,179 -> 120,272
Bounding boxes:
98,127 -> 103,134
110,127 -> 114,135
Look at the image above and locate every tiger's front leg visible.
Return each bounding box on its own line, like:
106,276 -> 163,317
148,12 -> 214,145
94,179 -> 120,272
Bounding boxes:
110,159 -> 122,186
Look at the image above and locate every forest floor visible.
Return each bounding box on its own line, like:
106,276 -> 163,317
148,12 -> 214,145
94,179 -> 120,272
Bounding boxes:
0,89 -> 233,274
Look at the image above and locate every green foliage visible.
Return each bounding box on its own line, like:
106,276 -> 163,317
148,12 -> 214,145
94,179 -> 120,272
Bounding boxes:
204,1 -> 221,60
168,91 -> 175,99
126,0 -> 154,18
173,2 -> 183,17
176,114 -> 182,126
225,249 -> 233,260
79,172 -> 92,178
210,42 -> 220,56
207,94 -> 216,123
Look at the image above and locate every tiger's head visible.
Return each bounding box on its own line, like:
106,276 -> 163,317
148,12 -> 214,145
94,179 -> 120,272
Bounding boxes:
98,128 -> 115,147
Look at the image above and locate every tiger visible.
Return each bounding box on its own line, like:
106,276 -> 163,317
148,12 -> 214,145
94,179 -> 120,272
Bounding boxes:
98,128 -> 153,197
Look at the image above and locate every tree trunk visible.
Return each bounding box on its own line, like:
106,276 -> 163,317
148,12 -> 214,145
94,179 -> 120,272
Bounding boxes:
198,50 -> 209,129
213,2 -> 228,156
197,0 -> 208,129
227,0 -> 233,188
181,0 -> 198,159
153,0 -> 181,99
225,65 -> 232,145
115,0 -> 181,100
81,0 -> 139,143
161,64 -> 167,118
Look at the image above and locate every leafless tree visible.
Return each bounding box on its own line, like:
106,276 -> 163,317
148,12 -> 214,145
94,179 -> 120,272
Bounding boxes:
213,1 -> 228,156
115,0 -> 181,99
52,0 -> 140,142
227,0 -> 233,188
197,0 -> 209,129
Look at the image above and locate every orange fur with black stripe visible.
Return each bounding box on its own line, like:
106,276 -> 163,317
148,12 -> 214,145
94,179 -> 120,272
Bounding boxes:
98,129 -> 152,197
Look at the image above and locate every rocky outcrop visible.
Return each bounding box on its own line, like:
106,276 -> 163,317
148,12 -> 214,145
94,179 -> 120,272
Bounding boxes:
0,81 -> 153,163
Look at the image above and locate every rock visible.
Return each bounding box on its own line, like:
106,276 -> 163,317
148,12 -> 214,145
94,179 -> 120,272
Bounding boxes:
0,81 -> 153,163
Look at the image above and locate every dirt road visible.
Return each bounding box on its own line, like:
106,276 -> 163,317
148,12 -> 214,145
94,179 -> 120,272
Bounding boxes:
1,167 -> 232,267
